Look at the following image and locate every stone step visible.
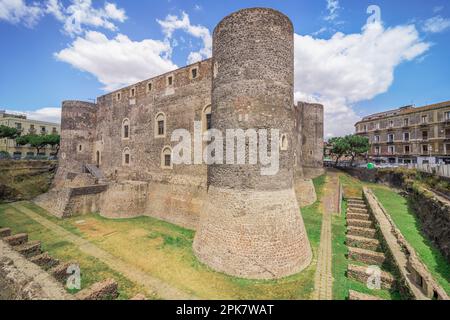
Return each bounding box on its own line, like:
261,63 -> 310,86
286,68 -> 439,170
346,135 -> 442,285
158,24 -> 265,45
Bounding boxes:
346,235 -> 381,251
347,219 -> 373,229
347,213 -> 371,221
348,290 -> 383,300
347,226 -> 377,239
347,264 -> 395,290
14,240 -> 42,258
3,233 -> 28,246
348,247 -> 386,266
348,203 -> 367,209
0,228 -> 12,238
347,197 -> 364,201
75,279 -> 119,300
348,199 -> 365,205
348,207 -> 368,214
30,252 -> 60,270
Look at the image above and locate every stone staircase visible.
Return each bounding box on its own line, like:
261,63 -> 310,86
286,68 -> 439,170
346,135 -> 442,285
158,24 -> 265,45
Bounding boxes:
84,164 -> 107,183
345,197 -> 396,300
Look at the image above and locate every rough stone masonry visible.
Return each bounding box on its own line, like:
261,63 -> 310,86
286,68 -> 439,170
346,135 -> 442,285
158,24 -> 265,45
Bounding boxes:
35,7 -> 324,279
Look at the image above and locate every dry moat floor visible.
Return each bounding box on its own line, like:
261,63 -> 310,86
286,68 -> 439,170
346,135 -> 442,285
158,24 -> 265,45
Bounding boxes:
0,171 -> 448,300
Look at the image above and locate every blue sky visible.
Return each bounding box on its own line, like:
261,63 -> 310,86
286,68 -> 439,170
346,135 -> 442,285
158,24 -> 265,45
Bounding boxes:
0,0 -> 449,137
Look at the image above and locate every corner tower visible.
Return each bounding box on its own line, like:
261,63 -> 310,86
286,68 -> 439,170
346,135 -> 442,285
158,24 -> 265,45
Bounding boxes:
193,8 -> 312,279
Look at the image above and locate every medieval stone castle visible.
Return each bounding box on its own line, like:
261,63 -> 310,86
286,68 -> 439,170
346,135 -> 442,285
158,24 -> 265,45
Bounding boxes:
36,8 -> 324,280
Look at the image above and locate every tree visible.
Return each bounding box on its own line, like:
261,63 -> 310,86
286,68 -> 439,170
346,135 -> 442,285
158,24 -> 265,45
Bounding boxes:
46,134 -> 61,156
16,134 -> 48,155
346,134 -> 370,166
329,137 -> 350,166
0,125 -> 19,139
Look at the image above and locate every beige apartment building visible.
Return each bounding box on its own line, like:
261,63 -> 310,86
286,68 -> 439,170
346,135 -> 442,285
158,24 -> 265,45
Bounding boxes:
355,101 -> 450,165
0,110 -> 60,159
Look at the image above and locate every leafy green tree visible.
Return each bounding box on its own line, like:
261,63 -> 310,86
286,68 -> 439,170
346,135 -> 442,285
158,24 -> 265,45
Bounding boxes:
346,134 -> 370,166
0,125 -> 19,139
329,136 -> 350,166
16,134 -> 48,155
46,134 -> 61,155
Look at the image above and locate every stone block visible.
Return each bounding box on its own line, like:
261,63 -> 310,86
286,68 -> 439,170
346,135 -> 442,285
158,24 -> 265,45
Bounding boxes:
75,279 -> 119,300
3,233 -> 28,246
29,252 -> 60,270
346,235 -> 381,252
348,247 -> 386,266
347,219 -> 373,229
347,264 -> 395,290
15,240 -> 42,258
348,290 -> 383,300
0,228 -> 12,238
347,213 -> 371,221
347,226 -> 377,239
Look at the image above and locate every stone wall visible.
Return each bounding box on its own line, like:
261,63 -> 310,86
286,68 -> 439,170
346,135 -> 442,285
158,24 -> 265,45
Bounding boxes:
408,185 -> 450,262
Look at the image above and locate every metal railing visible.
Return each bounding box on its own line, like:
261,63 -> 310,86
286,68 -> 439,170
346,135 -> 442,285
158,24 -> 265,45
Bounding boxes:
407,163 -> 450,178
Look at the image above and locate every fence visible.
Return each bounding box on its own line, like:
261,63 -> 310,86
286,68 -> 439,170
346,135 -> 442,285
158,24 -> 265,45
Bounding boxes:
407,164 -> 450,178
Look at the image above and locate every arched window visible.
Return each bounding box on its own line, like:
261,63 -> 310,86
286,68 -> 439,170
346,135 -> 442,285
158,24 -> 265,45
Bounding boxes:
161,146 -> 172,169
202,105 -> 212,132
155,112 -> 166,138
122,118 -> 130,139
281,134 -> 288,151
122,147 -> 131,166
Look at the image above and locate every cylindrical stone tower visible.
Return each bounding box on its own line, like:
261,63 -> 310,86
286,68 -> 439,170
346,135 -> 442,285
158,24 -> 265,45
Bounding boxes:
193,8 -> 312,279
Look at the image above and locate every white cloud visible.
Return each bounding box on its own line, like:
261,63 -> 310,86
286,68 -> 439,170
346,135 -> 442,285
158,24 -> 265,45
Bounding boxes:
294,22 -> 430,137
422,15 -> 450,33
5,107 -> 62,124
157,11 -> 212,64
0,0 -> 43,27
50,0 -> 127,37
55,31 -> 177,91
324,0 -> 340,22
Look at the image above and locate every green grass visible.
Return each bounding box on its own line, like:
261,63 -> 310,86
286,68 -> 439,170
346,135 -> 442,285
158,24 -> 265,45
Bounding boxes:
0,203 -> 151,300
371,186 -> 450,295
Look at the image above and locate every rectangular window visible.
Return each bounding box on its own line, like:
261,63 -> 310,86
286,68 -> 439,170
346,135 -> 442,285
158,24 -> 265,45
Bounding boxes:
445,111 -> 450,121
125,154 -> 130,164
376,123 -> 380,130
388,134 -> 394,143
191,68 -> 198,79
363,125 -> 367,132
388,146 -> 395,154
422,145 -> 429,153
446,144 -> 450,154
167,76 -> 173,86
446,129 -> 450,139
124,125 -> 129,138
375,146 -> 380,155
374,135 -> 380,143
117,92 -> 121,101
147,82 -> 152,92
389,120 -> 394,128
130,88 -> 135,97
422,131 -> 428,140
422,115 -> 428,124
164,154 -> 171,167
158,120 -> 165,136
404,145 -> 410,154
403,132 -> 410,141
15,123 -> 22,130
41,126 -> 46,134
206,113 -> 212,130
404,118 -> 409,126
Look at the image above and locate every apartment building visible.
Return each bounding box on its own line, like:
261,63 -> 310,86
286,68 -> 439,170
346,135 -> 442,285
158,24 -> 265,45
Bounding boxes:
0,110 -> 60,159
355,101 -> 450,165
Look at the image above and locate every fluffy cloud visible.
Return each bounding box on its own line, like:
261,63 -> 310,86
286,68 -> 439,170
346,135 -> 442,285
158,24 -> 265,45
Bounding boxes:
48,0 -> 127,37
0,0 -> 127,36
55,31 -> 177,91
294,22 -> 430,137
157,12 -> 212,64
422,15 -> 450,33
5,107 -> 62,124
324,0 -> 340,22
0,0 -> 43,27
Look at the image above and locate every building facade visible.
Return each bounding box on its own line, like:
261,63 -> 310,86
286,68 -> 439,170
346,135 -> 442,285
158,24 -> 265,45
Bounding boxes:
0,111 -> 60,159
355,101 -> 450,165
36,8 -> 324,280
